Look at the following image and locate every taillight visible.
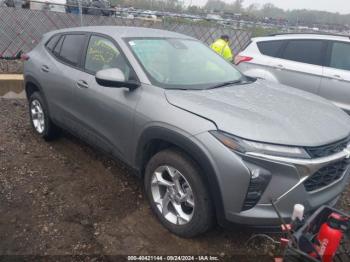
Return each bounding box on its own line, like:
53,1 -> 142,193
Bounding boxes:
234,55 -> 253,65
20,53 -> 30,61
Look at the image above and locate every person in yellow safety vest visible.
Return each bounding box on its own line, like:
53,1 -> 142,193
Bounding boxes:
210,35 -> 233,62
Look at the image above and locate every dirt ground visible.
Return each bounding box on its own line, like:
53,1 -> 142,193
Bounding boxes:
1,98 -> 350,261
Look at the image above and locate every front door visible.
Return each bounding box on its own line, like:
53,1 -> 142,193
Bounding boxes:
70,34 -> 142,161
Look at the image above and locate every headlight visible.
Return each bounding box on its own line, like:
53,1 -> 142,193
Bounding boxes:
210,130 -> 310,159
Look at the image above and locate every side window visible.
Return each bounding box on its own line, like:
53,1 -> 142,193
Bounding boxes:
46,35 -> 60,51
84,35 -> 133,80
281,40 -> 324,66
257,40 -> 284,57
330,42 -> 350,71
59,34 -> 86,66
53,35 -> 64,57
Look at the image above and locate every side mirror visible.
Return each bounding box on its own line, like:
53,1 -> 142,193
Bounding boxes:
95,68 -> 140,90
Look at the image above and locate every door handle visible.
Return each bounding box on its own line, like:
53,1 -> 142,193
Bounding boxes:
326,74 -> 344,81
274,64 -> 284,70
76,80 -> 89,88
41,65 -> 49,72
333,74 -> 343,80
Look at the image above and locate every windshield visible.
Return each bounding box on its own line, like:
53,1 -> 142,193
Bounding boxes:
126,38 -> 243,90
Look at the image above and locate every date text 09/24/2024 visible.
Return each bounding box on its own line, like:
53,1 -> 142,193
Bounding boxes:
127,256 -> 220,261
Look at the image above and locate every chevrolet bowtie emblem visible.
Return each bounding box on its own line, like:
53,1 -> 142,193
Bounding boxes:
344,148 -> 350,159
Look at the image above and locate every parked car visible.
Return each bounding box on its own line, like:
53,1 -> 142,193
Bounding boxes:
30,0 -> 66,13
206,13 -> 222,21
23,27 -> 350,237
236,33 -> 350,113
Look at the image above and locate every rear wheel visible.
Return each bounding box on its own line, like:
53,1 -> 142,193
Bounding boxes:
29,92 -> 59,141
144,149 -> 214,237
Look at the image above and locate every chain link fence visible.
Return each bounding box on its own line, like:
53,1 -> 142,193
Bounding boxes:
0,5 -> 252,59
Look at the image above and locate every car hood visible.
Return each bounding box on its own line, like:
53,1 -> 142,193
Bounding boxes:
165,80 -> 350,146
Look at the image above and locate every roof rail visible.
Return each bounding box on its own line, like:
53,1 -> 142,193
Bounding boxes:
268,32 -> 350,38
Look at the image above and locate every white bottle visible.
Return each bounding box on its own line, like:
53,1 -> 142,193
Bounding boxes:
292,204 -> 304,221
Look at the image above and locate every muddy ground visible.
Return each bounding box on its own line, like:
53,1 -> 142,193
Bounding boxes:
1,98 -> 350,261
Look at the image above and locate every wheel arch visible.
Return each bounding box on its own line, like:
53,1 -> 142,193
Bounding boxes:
24,75 -> 56,126
135,126 -> 226,224
24,75 -> 45,100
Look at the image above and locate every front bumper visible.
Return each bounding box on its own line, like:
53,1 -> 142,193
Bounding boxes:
194,132 -> 350,226
229,147 -> 350,225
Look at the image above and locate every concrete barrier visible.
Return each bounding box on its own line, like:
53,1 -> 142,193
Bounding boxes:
0,74 -> 25,99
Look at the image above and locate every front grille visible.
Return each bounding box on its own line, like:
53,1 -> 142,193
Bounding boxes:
304,160 -> 349,192
305,137 -> 349,158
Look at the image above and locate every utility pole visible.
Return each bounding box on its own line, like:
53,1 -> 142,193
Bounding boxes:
79,0 -> 83,26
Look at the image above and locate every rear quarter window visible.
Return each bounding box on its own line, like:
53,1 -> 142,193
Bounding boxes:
53,36 -> 64,57
45,35 -> 60,51
257,40 -> 284,57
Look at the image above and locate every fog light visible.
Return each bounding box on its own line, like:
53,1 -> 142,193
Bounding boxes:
242,163 -> 271,211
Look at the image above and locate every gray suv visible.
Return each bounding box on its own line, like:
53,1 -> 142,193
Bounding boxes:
236,33 -> 350,113
24,27 -> 350,237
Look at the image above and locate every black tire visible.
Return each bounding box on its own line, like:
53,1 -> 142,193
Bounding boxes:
28,92 -> 60,141
144,148 -> 214,237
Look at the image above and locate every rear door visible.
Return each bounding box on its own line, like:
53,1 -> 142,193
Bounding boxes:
38,34 -> 63,115
267,39 -> 326,94
320,41 -> 350,112
48,33 -> 89,125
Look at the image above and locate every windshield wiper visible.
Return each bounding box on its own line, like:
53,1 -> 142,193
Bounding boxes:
206,79 -> 243,90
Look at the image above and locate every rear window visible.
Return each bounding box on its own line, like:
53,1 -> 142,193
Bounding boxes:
46,35 -> 60,51
257,40 -> 284,57
59,34 -> 86,66
281,40 -> 324,66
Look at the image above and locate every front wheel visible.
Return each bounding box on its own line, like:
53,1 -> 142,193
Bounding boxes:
144,149 -> 214,237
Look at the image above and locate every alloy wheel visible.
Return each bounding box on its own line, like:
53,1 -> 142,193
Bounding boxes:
30,99 -> 45,134
151,165 -> 195,225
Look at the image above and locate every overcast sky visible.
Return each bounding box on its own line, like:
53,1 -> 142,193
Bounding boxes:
189,0 -> 350,14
